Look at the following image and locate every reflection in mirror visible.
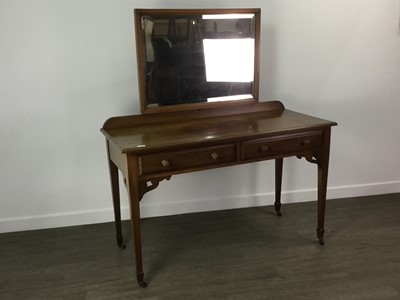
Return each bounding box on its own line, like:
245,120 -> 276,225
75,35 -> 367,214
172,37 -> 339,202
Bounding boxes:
135,9 -> 260,113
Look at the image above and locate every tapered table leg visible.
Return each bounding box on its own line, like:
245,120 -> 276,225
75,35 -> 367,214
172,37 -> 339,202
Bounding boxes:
317,162 -> 328,245
107,141 -> 125,249
316,128 -> 332,245
275,158 -> 283,216
126,154 -> 147,288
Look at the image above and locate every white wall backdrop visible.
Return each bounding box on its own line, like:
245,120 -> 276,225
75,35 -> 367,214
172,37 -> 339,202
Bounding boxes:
1,0 -> 400,233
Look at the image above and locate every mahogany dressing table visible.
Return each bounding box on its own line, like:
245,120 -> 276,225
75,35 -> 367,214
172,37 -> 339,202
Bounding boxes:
101,9 -> 337,287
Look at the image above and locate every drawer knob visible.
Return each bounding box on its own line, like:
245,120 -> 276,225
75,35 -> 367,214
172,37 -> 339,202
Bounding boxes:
211,152 -> 219,160
259,145 -> 269,153
301,139 -> 311,146
161,160 -> 170,167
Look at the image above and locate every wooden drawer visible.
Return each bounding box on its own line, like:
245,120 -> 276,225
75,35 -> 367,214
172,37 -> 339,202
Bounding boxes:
139,144 -> 236,175
241,131 -> 323,160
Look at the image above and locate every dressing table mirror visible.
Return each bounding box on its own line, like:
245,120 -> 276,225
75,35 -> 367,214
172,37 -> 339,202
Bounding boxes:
135,8 -> 260,113
101,8 -> 337,288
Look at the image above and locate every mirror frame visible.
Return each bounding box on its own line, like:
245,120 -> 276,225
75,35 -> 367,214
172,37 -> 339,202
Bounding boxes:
134,8 -> 261,114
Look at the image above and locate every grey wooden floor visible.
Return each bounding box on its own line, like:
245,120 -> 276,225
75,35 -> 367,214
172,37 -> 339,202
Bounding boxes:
1,193 -> 400,300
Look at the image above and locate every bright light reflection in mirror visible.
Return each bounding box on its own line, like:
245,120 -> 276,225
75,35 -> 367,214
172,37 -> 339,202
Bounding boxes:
203,39 -> 255,82
208,94 -> 253,102
202,14 -> 254,19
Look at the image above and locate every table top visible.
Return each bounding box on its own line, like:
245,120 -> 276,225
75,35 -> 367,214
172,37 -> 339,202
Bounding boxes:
101,102 -> 337,153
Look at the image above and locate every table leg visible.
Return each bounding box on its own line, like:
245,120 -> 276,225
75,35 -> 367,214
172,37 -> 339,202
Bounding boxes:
316,128 -> 331,245
275,158 -> 283,216
126,154 -> 147,288
107,142 -> 125,249
317,163 -> 328,245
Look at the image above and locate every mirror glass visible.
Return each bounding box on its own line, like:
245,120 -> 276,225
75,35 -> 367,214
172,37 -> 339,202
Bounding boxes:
135,9 -> 260,113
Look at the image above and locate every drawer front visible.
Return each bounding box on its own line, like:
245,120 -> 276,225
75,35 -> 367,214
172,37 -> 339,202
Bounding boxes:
139,144 -> 236,175
241,131 -> 322,160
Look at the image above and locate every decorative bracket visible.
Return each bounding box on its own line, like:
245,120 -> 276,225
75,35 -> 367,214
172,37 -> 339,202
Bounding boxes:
122,176 -> 172,200
139,176 -> 171,200
297,154 -> 322,166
